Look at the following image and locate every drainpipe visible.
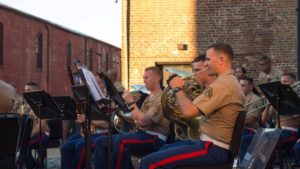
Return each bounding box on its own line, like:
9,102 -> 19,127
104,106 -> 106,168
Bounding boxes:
126,0 -> 131,89
45,24 -> 50,92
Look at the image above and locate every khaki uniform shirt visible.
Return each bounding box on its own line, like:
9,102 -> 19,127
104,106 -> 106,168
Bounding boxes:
244,92 -> 263,129
258,68 -> 282,84
280,82 -> 300,128
140,92 -> 170,137
0,80 -> 19,113
192,70 -> 245,144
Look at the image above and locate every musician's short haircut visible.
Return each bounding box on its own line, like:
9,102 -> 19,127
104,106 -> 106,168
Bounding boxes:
145,66 -> 162,80
192,54 -> 206,63
25,81 -> 40,90
236,66 -> 247,74
259,55 -> 271,63
207,43 -> 234,61
240,76 -> 254,85
282,72 -> 296,80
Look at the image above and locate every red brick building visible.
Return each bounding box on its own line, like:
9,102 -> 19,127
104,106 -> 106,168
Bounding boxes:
0,4 -> 121,95
121,1 -> 297,87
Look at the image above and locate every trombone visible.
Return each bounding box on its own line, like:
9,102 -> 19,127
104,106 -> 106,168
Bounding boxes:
244,81 -> 300,107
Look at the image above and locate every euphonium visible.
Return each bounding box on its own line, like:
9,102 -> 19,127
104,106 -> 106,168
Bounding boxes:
113,90 -> 148,134
161,73 -> 205,141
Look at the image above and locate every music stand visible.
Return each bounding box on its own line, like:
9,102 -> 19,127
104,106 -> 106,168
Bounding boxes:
98,72 -> 133,169
240,128 -> 282,169
259,81 -> 300,126
23,90 -> 63,169
73,60 -> 109,169
52,96 -> 77,120
243,81 -> 300,168
71,85 -> 109,121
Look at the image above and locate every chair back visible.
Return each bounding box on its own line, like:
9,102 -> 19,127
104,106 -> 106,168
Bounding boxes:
15,114 -> 33,169
0,113 -> 20,169
0,113 -> 19,156
228,111 -> 246,161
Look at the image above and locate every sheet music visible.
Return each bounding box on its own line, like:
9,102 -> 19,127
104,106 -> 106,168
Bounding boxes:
81,67 -> 106,102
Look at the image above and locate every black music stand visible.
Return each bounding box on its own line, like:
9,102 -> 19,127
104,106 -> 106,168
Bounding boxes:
98,72 -> 132,169
52,96 -> 77,120
249,81 -> 300,168
23,90 -> 63,169
73,61 -> 110,169
259,81 -> 300,127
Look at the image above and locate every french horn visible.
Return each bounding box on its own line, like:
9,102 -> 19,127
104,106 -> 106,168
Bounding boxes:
113,88 -> 148,134
162,68 -> 206,140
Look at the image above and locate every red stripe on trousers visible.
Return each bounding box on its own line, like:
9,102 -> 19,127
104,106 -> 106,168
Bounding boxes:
77,143 -> 95,169
116,136 -> 158,169
29,132 -> 46,145
281,131 -> 297,144
149,142 -> 212,169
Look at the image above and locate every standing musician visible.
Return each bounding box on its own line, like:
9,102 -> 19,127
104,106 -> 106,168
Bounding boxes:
61,75 -> 109,169
94,66 -> 170,169
139,43 -> 245,169
24,82 -> 50,169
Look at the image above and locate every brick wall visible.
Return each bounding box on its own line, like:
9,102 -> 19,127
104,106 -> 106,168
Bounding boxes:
0,5 -> 121,95
122,0 -> 297,86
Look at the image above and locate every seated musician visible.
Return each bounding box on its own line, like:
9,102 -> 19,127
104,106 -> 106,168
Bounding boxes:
239,76 -> 264,160
93,66 -> 170,169
61,75 -> 109,169
241,72 -> 300,162
23,82 -> 50,169
139,43 -> 245,169
160,54 -> 217,150
240,77 -> 263,134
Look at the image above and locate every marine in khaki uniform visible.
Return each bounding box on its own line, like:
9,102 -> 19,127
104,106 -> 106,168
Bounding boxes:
240,77 -> 263,131
241,72 -> 300,161
94,66 -> 170,169
258,55 -> 282,84
139,43 -> 245,169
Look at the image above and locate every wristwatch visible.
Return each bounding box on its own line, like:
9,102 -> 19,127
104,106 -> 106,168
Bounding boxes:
173,87 -> 182,94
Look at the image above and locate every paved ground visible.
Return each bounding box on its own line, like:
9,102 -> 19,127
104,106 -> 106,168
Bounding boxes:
46,148 -> 60,169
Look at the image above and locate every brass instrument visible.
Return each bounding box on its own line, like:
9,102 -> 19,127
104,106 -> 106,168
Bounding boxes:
113,90 -> 148,134
161,68 -> 207,140
244,81 -> 300,108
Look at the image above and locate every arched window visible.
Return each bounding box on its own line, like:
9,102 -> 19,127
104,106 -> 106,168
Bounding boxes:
36,33 -> 43,69
0,22 -> 3,65
66,41 -> 72,67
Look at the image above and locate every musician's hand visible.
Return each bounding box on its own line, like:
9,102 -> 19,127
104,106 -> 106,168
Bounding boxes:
168,75 -> 184,89
80,127 -> 85,137
122,90 -> 134,103
77,114 -> 86,123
